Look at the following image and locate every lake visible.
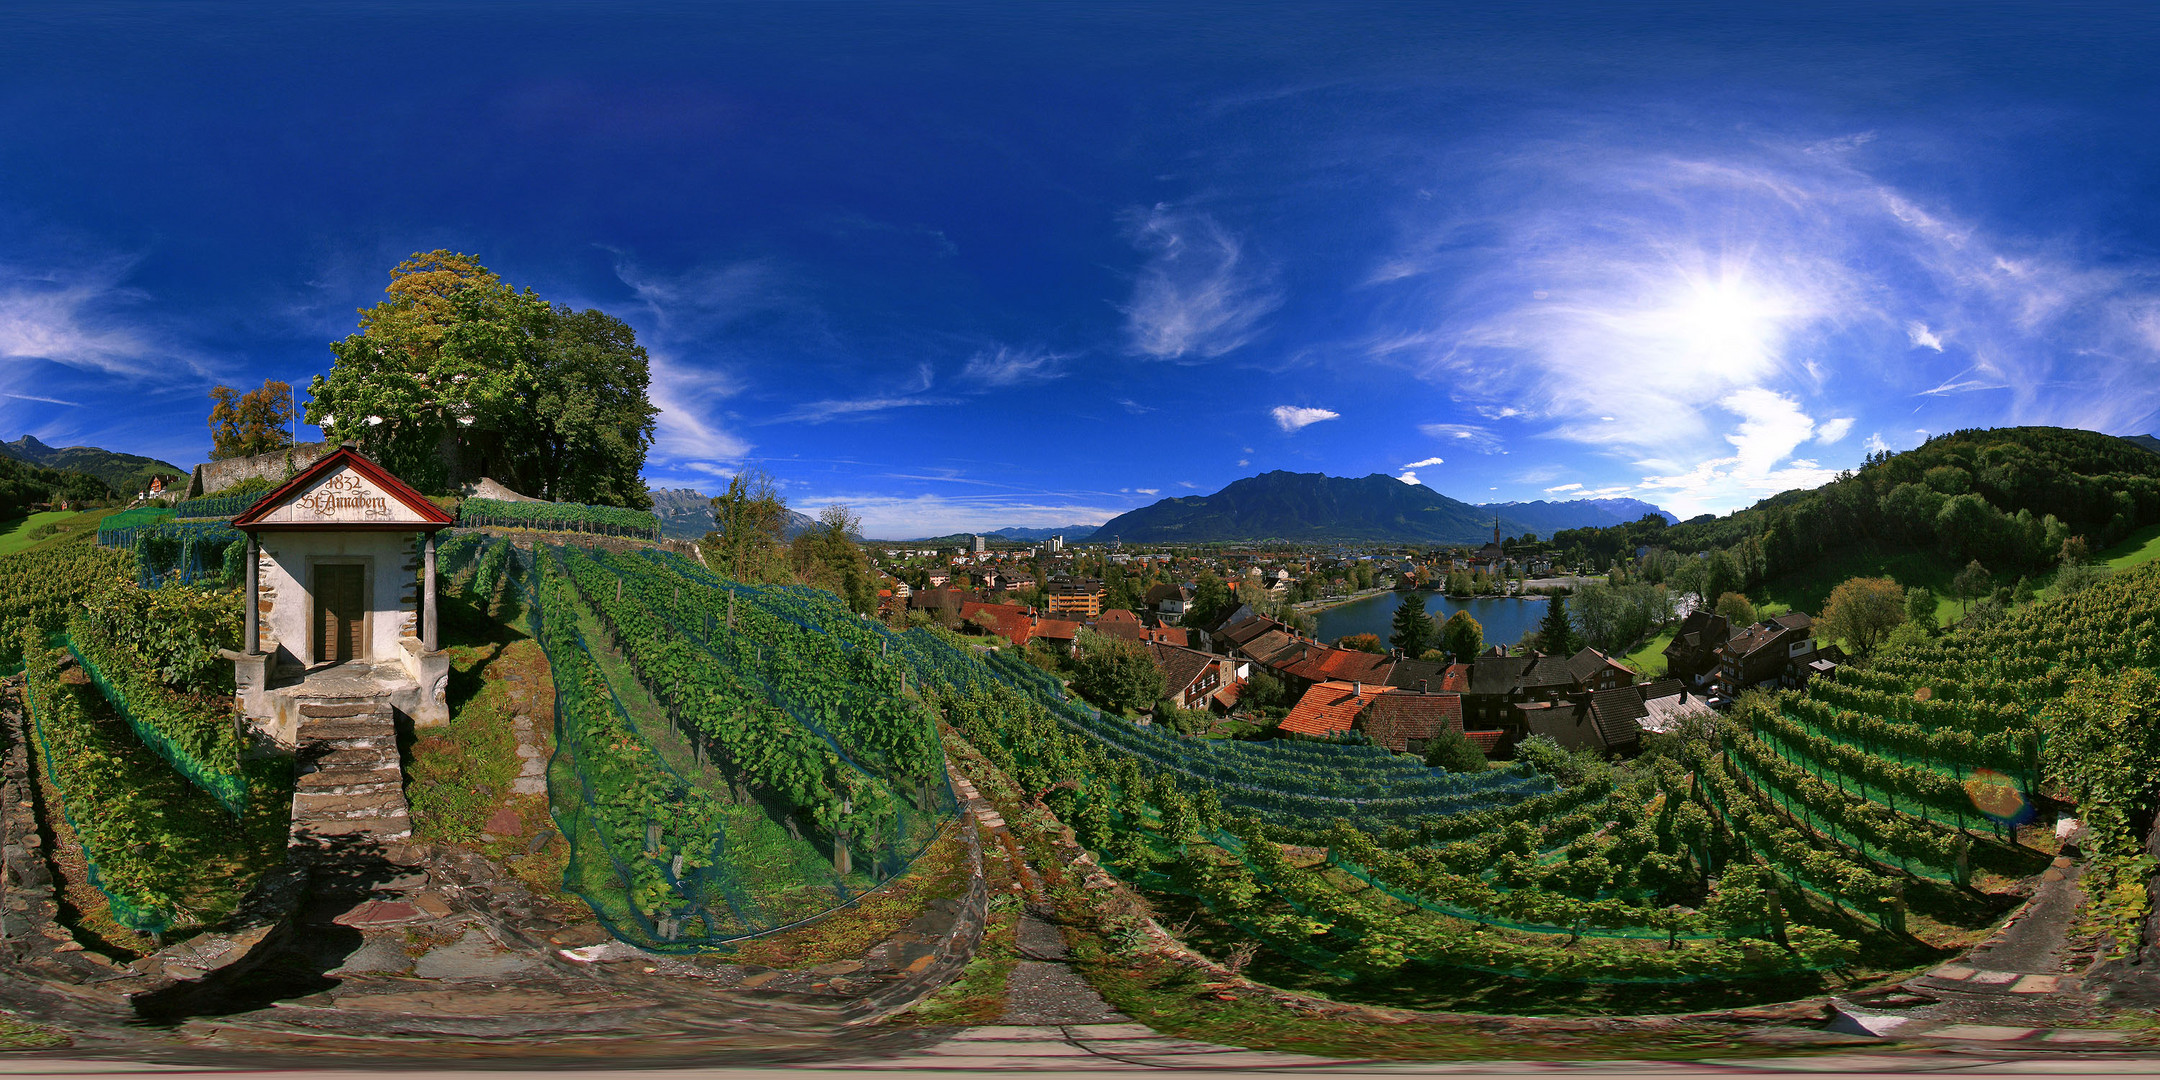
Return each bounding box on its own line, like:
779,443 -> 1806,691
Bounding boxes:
1313,590 -> 1547,650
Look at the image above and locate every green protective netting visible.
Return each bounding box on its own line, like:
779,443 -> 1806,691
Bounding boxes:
515,543 -> 958,951
62,633 -> 247,815
20,650 -> 173,935
1724,747 -> 1963,885
109,521 -> 246,589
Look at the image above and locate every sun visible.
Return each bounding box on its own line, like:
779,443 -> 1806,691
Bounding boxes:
1661,273 -> 1787,372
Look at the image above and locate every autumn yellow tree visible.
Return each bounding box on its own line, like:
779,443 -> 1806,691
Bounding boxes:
1819,576 -> 1906,656
206,379 -> 295,460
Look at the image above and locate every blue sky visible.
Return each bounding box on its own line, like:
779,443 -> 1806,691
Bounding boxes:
3,2 -> 2158,536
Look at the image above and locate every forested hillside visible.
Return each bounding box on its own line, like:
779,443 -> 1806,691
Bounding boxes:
1,435 -> 183,496
0,453 -> 116,521
1551,428 -> 2160,600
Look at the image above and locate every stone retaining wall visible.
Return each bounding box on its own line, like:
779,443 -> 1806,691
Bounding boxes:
185,443 -> 334,500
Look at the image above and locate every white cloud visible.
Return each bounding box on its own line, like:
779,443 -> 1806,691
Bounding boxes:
1631,391 -> 1845,516
1236,458 -> 1250,466
1416,422 -> 1502,452
1815,416 -> 1854,443
1271,405 -> 1339,432
1135,488 -> 1160,496
1397,471 -> 1425,486
962,344 -> 1072,386
1906,321 -> 1943,351
1721,388 -> 1817,477
1121,205 -> 1280,360
646,350 -> 752,461
1176,481 -> 1199,489
1544,482 -> 1584,493
1863,432 -> 1890,455
1402,456 -> 1446,469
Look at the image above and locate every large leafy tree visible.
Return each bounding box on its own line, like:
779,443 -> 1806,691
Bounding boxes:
1422,728 -> 1487,772
1072,632 -> 1166,715
206,379 -> 295,460
305,251 -> 657,504
1818,576 -> 1906,656
705,467 -> 792,584
790,504 -> 876,614
1441,609 -> 1484,662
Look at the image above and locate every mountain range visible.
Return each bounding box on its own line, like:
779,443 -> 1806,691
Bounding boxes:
646,487 -> 826,542
1,435 -> 186,495
2126,433 -> 2160,457
1083,471 -> 1671,545
1477,498 -> 1679,535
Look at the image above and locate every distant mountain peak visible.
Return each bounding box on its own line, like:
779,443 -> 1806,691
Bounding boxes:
1084,471 -> 1532,545
1476,497 -> 1677,533
0,434 -> 186,495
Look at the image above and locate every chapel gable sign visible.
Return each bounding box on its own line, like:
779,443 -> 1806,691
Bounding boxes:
232,446 -> 457,531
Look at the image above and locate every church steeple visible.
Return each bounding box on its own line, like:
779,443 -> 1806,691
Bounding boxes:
1492,515 -> 1500,546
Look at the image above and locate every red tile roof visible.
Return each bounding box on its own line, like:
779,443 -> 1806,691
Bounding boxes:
1033,619 -> 1082,641
959,601 -> 1035,647
1093,608 -> 1145,641
1280,680 -> 1379,737
1359,691 -> 1465,753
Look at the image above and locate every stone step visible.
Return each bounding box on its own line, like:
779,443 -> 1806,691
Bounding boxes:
294,790 -> 413,820
297,760 -> 400,783
294,816 -> 412,840
297,700 -> 392,719
299,746 -> 393,771
298,777 -> 403,799
299,715 -> 396,737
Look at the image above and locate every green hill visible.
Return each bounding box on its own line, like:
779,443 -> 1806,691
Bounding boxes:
1549,426 -> 2160,615
0,453 -> 116,522
1,435 -> 186,496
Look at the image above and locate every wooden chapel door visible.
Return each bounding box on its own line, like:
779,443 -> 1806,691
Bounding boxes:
314,564 -> 365,664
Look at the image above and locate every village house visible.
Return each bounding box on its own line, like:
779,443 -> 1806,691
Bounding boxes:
1146,640 -> 1246,712
1714,612 -> 1825,696
1662,610 -> 1733,690
1144,581 -> 1194,621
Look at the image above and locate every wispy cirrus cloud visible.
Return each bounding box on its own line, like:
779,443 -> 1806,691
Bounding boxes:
1402,456 -> 1446,469
962,344 -> 1072,386
1369,125 -> 2160,513
775,394 -> 959,425
0,260 -> 165,379
1271,405 -> 1339,432
1121,205 -> 1280,361
1,390 -> 81,406
1416,422 -> 1503,453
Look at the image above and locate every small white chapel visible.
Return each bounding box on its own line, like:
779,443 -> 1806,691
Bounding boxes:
225,444 -> 456,745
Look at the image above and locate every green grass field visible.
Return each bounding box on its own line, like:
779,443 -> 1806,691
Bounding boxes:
2102,522 -> 2160,571
0,511 -> 83,557
1622,628 -> 1673,676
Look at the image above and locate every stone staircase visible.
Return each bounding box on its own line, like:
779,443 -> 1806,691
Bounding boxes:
291,697 -> 412,845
